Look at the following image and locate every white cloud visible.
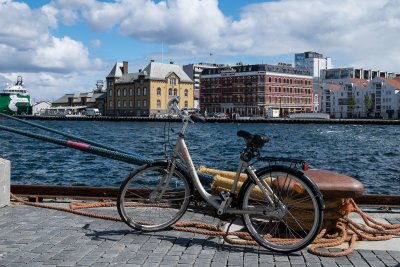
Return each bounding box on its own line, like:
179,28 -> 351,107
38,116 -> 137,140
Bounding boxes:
59,0 -> 400,72
2,0 -> 400,101
0,0 -> 105,99
90,39 -> 102,47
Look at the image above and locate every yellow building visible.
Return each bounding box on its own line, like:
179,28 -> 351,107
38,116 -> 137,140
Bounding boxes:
106,60 -> 194,116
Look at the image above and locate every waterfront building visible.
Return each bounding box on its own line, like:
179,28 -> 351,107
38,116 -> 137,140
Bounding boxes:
321,67 -> 398,81
52,80 -> 107,115
369,76 -> 400,119
199,63 -> 314,117
106,60 -> 194,117
316,78 -> 370,118
295,51 -> 332,79
32,101 -> 52,116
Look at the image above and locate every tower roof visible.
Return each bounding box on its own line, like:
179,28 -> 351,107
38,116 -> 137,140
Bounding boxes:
141,62 -> 193,83
106,62 -> 124,78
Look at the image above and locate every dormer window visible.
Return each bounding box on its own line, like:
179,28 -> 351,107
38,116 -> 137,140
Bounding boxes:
170,78 -> 176,85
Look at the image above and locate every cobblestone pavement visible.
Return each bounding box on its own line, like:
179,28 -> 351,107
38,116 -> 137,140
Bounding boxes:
0,202 -> 399,267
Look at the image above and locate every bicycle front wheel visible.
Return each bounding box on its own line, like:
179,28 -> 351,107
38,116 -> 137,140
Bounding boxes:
117,162 -> 192,231
239,165 -> 323,253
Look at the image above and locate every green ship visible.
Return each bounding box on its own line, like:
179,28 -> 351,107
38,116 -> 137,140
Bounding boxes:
0,76 -> 32,115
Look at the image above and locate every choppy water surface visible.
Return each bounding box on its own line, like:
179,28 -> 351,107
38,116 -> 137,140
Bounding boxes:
0,119 -> 399,195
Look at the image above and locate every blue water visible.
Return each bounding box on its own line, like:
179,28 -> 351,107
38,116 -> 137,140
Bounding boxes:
0,119 -> 399,195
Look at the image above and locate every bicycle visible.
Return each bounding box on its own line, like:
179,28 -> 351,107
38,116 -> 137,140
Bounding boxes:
117,97 -> 324,253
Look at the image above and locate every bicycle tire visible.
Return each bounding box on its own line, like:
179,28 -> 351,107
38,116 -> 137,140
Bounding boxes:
238,165 -> 324,253
117,161 -> 192,231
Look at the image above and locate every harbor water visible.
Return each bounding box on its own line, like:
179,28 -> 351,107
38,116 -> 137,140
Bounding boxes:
0,119 -> 399,195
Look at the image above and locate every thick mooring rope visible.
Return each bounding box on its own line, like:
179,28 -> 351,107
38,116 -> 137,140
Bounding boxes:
10,193 -> 400,256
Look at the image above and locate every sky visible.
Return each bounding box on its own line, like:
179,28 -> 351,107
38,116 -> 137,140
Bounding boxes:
1,0 -> 400,101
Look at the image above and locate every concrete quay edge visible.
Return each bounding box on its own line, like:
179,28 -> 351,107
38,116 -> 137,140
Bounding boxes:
15,115 -> 400,125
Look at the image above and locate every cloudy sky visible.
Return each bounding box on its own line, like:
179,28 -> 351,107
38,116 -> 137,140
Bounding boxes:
1,0 -> 400,101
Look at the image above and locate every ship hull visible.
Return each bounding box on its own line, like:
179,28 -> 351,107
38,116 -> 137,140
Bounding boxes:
0,94 -> 32,115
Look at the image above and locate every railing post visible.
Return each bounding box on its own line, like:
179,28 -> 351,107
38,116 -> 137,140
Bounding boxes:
0,158 -> 10,207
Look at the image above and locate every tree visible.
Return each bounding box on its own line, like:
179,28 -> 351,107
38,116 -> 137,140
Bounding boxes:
364,93 -> 373,117
348,95 -> 356,117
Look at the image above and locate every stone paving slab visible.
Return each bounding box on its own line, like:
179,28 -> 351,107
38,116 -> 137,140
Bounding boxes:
0,202 -> 399,267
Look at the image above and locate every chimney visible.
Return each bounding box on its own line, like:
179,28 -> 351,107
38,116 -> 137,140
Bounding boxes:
170,61 -> 174,64
123,61 -> 128,74
150,59 -> 154,62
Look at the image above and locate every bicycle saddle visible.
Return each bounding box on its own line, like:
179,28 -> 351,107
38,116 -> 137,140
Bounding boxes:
237,130 -> 269,148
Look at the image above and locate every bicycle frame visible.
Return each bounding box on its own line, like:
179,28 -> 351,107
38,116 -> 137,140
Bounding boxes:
162,118 -> 282,217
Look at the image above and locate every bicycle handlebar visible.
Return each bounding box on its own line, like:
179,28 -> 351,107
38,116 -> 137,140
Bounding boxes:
168,96 -> 205,123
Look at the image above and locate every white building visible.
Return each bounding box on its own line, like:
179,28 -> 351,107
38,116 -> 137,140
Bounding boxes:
295,51 -> 332,79
370,77 -> 400,119
316,78 -> 370,118
317,76 -> 400,119
321,67 -> 397,81
32,101 -> 52,116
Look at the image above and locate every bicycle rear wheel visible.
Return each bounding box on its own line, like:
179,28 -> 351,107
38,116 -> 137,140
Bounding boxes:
117,161 -> 192,231
239,165 -> 323,253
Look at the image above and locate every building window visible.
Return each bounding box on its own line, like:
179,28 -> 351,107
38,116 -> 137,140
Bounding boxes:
169,88 -> 172,96
109,90 -> 112,97
123,88 -> 126,96
137,100 -> 141,108
109,100 -> 112,107
174,89 -> 177,96
108,81 -> 113,86
184,101 -> 188,108
143,87 -> 147,96
117,100 -> 121,107
184,89 -> 188,97
129,100 -> 133,107
170,78 -> 176,85
137,88 -> 141,96
157,100 -> 161,108
157,88 -> 161,96
123,100 -> 127,107
117,89 -> 120,96
143,99 -> 147,108
129,88 -> 133,96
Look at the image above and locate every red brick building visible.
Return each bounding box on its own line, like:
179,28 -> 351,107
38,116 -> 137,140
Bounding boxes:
200,63 -> 315,117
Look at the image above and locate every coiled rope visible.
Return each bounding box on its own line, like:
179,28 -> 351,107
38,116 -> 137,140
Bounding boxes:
10,193 -> 400,257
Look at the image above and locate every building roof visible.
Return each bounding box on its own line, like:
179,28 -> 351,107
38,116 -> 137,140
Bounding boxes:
113,61 -> 194,84
327,83 -> 342,92
141,62 -> 193,83
379,77 -> 400,89
107,62 -> 124,78
349,78 -> 369,88
116,73 -> 140,84
53,91 -> 105,104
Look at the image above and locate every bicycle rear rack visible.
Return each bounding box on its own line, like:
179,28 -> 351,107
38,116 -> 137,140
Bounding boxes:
257,156 -> 309,171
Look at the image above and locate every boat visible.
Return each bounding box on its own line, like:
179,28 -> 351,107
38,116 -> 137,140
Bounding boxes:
0,76 -> 32,115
